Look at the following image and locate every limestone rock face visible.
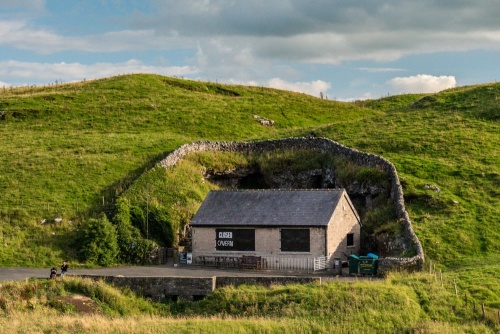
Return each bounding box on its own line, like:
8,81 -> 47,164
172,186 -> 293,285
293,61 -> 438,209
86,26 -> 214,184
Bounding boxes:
204,166 -> 388,197
374,232 -> 407,257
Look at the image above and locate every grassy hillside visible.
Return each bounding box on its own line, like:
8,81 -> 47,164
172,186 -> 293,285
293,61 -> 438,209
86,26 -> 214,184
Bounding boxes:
1,74 -> 498,332
0,74 -> 498,267
0,74 -> 374,266
0,74 -> 372,217
1,274 -> 498,333
320,85 -> 500,262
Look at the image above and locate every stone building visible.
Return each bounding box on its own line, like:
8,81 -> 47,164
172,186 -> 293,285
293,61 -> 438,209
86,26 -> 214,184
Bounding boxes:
190,189 -> 361,270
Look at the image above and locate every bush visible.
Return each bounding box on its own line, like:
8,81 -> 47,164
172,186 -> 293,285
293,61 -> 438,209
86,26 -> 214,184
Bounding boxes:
79,213 -> 119,266
147,206 -> 175,246
113,198 -> 157,263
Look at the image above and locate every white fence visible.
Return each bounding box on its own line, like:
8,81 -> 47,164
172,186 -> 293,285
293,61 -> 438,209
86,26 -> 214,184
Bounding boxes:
261,256 -> 330,272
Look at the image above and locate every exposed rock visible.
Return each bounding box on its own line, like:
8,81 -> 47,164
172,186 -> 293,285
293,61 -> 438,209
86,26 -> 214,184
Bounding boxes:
375,232 -> 407,257
424,183 -> 441,192
264,169 -> 324,189
339,179 -> 387,196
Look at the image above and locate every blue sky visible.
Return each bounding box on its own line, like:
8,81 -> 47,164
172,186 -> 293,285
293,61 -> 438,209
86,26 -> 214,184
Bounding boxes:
1,1 -> 499,100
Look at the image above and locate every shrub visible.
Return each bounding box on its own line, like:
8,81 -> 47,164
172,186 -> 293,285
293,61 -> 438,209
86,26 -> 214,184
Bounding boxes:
113,198 -> 157,263
78,213 -> 119,266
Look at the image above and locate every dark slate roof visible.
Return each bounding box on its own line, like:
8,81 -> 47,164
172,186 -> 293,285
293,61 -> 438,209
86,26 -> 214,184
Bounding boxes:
190,189 -> 346,227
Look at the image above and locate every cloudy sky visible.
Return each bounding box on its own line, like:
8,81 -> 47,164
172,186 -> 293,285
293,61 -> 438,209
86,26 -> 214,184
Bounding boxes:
1,1 -> 499,100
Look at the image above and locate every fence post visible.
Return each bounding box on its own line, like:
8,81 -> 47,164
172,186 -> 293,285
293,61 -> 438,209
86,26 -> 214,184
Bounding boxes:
482,304 -> 485,318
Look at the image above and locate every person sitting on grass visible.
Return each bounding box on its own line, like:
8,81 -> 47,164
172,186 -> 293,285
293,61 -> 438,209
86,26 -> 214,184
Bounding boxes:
50,267 -> 57,279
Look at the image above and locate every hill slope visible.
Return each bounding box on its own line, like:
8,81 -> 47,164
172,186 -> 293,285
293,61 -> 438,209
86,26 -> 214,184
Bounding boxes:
0,74 -> 498,267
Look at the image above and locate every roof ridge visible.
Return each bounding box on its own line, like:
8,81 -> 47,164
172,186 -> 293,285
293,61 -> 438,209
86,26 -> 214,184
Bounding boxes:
212,188 -> 345,192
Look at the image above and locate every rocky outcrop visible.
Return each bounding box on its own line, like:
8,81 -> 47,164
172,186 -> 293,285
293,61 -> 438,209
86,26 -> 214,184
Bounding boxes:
375,232 -> 407,257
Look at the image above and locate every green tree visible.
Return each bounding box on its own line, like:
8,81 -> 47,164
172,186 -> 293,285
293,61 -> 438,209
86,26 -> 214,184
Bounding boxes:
114,198 -> 157,263
79,213 -> 119,266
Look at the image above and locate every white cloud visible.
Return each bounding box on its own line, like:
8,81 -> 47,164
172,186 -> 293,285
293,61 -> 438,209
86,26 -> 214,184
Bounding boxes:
139,1 -> 500,64
196,77 -> 330,97
387,75 -> 456,94
0,20 -> 185,54
6,2 -> 500,63
0,60 -> 198,86
267,78 -> 331,97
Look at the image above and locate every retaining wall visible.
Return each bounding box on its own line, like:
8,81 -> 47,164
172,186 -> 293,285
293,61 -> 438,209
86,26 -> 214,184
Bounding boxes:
158,137 -> 425,274
80,275 -> 321,301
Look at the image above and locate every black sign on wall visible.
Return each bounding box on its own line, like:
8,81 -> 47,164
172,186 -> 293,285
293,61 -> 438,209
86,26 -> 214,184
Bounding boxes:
216,229 -> 255,251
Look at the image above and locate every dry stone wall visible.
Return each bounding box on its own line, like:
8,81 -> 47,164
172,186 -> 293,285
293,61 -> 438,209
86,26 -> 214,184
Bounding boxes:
158,137 -> 425,274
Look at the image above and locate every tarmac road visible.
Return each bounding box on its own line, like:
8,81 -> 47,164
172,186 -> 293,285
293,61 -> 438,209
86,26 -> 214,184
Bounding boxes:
0,262 -> 351,282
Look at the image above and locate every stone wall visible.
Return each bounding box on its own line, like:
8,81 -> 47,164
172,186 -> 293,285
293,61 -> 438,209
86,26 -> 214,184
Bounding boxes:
79,275 -> 321,301
79,275 -> 215,301
158,137 -> 425,274
192,226 -> 327,261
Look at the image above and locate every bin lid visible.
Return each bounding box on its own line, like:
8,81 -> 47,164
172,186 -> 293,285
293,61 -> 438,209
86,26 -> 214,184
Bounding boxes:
367,253 -> 379,259
349,254 -> 359,260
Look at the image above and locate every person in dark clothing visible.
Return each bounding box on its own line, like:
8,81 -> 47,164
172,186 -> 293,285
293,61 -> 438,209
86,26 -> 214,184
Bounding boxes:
50,267 -> 57,279
60,261 -> 68,277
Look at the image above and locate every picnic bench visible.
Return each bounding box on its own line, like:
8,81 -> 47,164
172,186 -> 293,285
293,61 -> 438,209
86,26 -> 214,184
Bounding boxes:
198,255 -> 240,268
239,255 -> 262,270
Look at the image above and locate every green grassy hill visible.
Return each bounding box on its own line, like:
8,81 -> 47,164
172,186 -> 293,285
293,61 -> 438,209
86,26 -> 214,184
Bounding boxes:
1,274 -> 498,333
1,74 -> 498,266
1,73 -> 499,332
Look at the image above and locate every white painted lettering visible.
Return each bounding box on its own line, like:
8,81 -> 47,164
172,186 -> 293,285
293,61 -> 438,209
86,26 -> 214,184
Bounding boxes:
217,240 -> 234,247
218,231 -> 233,239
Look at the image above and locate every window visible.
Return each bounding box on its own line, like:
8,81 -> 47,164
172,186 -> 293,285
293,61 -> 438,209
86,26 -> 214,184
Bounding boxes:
281,228 -> 310,252
216,229 -> 255,251
347,233 -> 354,247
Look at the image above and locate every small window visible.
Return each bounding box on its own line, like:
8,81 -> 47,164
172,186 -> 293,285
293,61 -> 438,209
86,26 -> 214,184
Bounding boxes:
347,233 -> 354,247
281,229 -> 310,252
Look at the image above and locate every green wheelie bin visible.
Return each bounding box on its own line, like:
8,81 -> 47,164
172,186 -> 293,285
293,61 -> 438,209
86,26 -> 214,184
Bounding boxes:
348,254 -> 359,275
358,253 -> 378,275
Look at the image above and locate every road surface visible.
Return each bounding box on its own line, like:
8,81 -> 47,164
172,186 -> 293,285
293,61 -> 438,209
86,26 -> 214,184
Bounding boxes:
0,263 -> 355,282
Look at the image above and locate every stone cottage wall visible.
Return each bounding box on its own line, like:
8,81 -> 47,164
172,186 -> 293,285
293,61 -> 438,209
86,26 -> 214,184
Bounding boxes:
158,137 -> 425,274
